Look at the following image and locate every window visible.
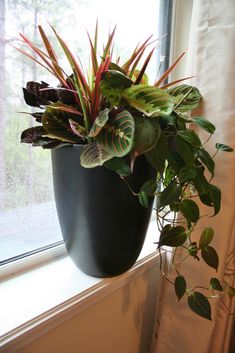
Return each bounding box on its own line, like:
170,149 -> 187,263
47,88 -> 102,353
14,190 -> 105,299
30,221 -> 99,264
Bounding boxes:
0,0 -> 171,266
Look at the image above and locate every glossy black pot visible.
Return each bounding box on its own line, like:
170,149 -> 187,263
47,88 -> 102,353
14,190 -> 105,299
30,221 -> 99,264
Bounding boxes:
51,145 -> 154,277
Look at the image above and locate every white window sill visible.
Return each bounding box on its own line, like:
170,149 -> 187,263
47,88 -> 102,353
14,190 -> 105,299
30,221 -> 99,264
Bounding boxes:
0,221 -> 160,351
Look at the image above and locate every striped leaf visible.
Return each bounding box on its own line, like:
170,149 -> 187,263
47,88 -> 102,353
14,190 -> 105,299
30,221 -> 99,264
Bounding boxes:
122,85 -> 174,117
168,84 -> 202,113
97,110 -> 135,157
88,108 -> 110,138
80,142 -> 113,168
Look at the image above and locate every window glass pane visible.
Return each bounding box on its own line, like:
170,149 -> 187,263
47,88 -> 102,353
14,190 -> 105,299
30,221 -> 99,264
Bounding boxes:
0,0 -> 162,264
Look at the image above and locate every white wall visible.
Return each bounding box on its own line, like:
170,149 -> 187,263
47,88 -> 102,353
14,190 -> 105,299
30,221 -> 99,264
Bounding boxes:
14,263 -> 161,353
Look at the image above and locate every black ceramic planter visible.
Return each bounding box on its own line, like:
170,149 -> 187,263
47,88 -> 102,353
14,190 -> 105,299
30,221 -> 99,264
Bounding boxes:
51,145 -> 155,277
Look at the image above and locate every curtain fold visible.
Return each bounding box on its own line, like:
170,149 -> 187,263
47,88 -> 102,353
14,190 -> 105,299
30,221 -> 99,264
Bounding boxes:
153,1 -> 235,352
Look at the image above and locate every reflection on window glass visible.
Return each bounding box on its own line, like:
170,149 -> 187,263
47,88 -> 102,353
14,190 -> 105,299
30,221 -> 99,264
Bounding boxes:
0,0 -> 161,264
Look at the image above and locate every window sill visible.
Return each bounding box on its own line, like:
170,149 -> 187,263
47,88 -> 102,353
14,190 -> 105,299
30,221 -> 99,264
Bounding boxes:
0,221 -> 161,352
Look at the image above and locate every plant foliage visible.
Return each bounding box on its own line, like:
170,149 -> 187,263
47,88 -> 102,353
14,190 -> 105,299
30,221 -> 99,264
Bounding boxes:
17,24 -> 233,320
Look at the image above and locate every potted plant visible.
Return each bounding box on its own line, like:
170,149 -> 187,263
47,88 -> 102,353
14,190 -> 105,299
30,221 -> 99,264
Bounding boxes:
15,23 -> 234,320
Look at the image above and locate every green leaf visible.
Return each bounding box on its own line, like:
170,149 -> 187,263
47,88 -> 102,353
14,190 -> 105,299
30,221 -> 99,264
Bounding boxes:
208,184 -> 221,215
188,292 -> 212,320
199,228 -> 214,248
177,130 -> 201,148
197,149 -> 215,177
192,116 -> 215,134
178,166 -> 196,183
88,108 -> 110,137
158,225 -> 187,247
201,246 -> 219,271
42,105 -> 81,143
210,278 -> 223,292
180,199 -> 200,223
138,191 -> 149,208
132,118 -> 160,156
188,242 -> 199,258
145,136 -> 167,175
140,179 -> 157,196
104,157 -> 131,177
158,181 -> 182,209
122,84 -> 175,117
175,136 -> 195,166
193,163 -> 209,195
175,276 -> 187,301
100,70 -> 133,105
228,286 -> 235,298
215,143 -> 233,152
69,119 -> 87,138
80,142 -> 113,168
168,84 -> 202,113
97,110 -> 135,157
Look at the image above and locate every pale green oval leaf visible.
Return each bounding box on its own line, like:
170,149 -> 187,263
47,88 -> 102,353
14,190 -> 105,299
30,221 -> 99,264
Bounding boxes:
138,191 -> 149,208
199,227 -> 214,248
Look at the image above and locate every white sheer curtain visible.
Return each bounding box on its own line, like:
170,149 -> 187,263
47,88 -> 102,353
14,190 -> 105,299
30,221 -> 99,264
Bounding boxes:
153,1 -> 235,352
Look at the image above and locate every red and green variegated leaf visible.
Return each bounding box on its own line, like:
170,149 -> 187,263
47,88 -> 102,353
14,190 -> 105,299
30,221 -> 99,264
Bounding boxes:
80,142 -> 113,168
49,103 -> 82,116
122,35 -> 153,73
122,85 -> 174,117
134,47 -> 155,85
154,51 -> 186,87
97,110 -> 135,157
88,108 -> 110,138
69,119 -> 86,138
38,26 -> 66,82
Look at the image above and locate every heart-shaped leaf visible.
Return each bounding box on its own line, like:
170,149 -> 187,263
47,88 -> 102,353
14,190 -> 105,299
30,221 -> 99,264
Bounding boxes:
100,70 -> 133,105
192,116 -> 215,134
88,108 -> 110,137
104,157 -> 131,177
133,117 -> 160,156
215,143 -> 233,152
177,130 -> 201,148
210,278 -> 223,291
178,166 -> 196,183
180,199 -> 200,223
188,292 -> 212,320
158,225 -> 187,247
145,136 -> 168,175
122,84 -> 174,117
80,142 -> 113,168
201,245 -> 219,271
199,228 -> 214,249
158,181 -> 182,209
197,148 -> 215,177
97,110 -> 135,157
168,84 -> 202,113
175,276 -> 187,301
